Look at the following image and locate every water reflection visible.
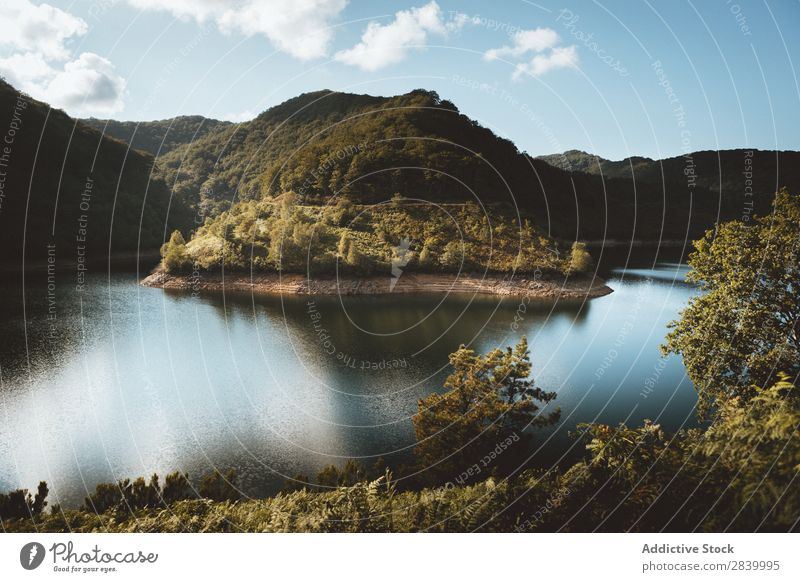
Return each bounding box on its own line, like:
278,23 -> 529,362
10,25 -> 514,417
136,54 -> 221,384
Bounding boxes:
0,261 -> 697,506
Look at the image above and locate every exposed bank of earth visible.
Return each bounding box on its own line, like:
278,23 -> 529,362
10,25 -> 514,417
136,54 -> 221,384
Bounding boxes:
141,269 -> 613,299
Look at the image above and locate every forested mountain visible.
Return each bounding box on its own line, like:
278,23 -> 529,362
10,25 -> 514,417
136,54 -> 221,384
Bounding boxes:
13,84 -> 793,273
82,116 -> 232,156
0,78 -> 190,269
147,89 -> 734,242
538,148 -> 800,219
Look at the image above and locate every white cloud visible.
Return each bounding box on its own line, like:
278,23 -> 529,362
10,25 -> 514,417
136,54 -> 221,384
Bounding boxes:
0,0 -> 87,60
484,27 -> 578,80
484,28 -> 560,61
125,0 -> 347,60
334,1 -> 464,71
47,53 -> 127,115
0,52 -> 54,86
511,45 -> 579,80
0,0 -> 127,115
0,52 -> 127,115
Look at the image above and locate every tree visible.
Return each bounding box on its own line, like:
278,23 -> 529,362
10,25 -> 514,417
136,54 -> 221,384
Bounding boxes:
0,481 -> 48,520
663,189 -> 800,415
331,197 -> 355,226
337,232 -> 351,258
417,237 -> 438,269
345,239 -> 365,270
161,471 -> 193,504
566,241 -> 592,274
560,374 -> 800,532
278,190 -> 298,220
160,230 -> 191,272
199,469 -> 240,502
412,337 -> 560,484
439,240 -> 462,269
31,481 -> 48,516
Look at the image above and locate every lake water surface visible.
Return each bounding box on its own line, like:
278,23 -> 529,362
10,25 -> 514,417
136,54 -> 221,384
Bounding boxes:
0,255 -> 698,506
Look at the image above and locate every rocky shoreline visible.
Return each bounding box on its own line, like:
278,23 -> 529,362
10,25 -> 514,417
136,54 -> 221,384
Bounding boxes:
141,269 -> 614,299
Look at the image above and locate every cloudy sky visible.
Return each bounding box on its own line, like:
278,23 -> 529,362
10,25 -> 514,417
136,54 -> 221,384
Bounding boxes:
1,0 -> 798,159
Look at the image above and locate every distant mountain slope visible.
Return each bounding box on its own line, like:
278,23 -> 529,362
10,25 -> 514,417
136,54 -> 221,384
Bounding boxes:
0,78 -> 190,269
538,150 -> 656,177
147,89 -> 728,242
538,148 -> 800,218
81,115 -> 232,156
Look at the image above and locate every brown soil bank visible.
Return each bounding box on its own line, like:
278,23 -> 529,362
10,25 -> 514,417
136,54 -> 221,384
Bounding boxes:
141,269 -> 613,299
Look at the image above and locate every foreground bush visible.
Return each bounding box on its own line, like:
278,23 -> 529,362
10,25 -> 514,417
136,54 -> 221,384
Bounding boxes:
5,375 -> 796,533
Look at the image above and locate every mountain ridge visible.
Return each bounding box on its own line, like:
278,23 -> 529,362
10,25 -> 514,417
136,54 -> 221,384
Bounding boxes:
537,147 -> 800,218
136,88 -> 748,242
81,115 -> 232,156
6,82 -> 799,270
0,78 -> 191,270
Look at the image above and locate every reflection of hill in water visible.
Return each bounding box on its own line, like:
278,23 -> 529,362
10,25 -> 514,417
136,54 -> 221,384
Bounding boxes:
204,289 -> 588,349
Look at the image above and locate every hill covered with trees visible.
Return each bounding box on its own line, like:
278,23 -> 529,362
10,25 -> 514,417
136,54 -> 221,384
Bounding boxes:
146,89 -> 725,242
0,78 -> 191,269
538,148 -> 800,219
156,194 -> 586,278
82,115 -> 232,156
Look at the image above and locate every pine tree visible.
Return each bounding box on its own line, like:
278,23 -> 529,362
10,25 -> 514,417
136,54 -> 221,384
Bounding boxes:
566,241 -> 592,274
413,337 -> 559,484
337,232 -> 351,258
160,230 -> 191,272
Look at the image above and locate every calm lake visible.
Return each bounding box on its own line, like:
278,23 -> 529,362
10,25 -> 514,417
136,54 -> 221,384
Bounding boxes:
0,252 -> 698,507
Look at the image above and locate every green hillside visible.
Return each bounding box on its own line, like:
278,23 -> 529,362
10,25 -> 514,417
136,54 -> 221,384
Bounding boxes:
82,115 -> 232,156
150,89 -> 723,243
0,78 -> 191,269
538,148 -> 800,218
164,195 -> 574,276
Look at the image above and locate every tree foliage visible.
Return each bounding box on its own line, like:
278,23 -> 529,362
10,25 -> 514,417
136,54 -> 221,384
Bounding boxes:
562,373 -> 800,531
566,241 -> 592,274
199,469 -> 241,502
160,230 -> 191,272
0,481 -> 47,521
413,337 -> 560,484
664,189 -> 800,414
172,199 -> 576,276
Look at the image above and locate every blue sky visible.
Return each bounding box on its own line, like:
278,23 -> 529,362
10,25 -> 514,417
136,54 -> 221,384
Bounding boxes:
1,0 -> 798,160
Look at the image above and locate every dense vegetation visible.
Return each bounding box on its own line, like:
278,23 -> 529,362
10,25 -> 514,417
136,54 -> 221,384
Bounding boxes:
664,189 -> 800,415
82,116 -> 232,156
148,89 -> 722,241
158,193 -> 582,276
538,148 -> 800,220
0,78 -> 191,269
413,337 -> 559,485
3,371 -> 796,532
